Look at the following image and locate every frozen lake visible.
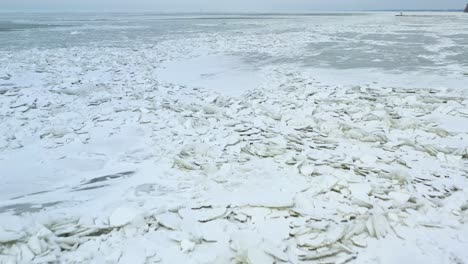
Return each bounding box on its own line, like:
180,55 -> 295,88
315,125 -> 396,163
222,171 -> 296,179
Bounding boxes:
1,12 -> 468,264
1,12 -> 468,95
1,13 -> 468,65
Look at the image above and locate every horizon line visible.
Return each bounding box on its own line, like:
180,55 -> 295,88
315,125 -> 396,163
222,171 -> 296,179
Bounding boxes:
0,9 -> 465,14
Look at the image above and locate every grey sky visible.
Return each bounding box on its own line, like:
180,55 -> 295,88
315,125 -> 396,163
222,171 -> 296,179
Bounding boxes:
2,0 -> 467,12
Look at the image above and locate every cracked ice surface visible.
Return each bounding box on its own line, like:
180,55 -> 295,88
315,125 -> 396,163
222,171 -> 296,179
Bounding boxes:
1,12 -> 468,264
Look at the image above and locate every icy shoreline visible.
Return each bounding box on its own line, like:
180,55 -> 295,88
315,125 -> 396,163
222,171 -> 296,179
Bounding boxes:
1,12 -> 468,264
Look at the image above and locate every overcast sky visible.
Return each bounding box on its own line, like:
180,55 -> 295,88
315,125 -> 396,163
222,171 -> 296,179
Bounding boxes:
2,0 -> 467,12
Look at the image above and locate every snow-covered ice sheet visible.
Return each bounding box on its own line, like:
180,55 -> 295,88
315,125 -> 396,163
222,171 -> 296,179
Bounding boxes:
1,12 -> 468,264
158,54 -> 264,97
